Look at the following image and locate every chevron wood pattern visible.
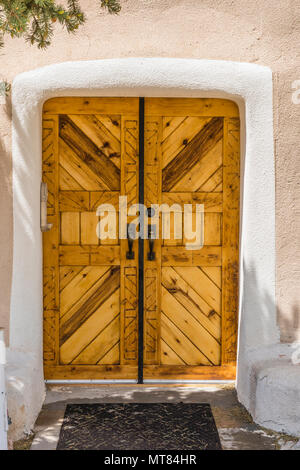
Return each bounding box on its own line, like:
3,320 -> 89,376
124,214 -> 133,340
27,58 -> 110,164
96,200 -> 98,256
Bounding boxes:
123,267 -> 138,362
144,117 -> 162,365
161,266 -> 221,365
143,98 -> 240,380
120,116 -> 139,365
43,116 -> 59,366
59,266 -> 120,364
43,97 -> 239,381
59,114 -> 120,191
222,117 -> 240,364
43,98 -> 139,379
162,117 -> 223,192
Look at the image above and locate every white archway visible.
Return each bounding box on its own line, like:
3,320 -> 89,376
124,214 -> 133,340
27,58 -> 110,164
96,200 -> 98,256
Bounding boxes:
8,58 -> 277,436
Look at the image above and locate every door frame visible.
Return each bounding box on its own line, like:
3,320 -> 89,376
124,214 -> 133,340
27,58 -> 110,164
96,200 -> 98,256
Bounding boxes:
9,58 -> 276,431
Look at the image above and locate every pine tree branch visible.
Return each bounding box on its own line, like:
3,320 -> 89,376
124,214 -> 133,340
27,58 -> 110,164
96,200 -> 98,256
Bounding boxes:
0,80 -> 11,97
100,0 -> 121,14
0,0 -> 121,48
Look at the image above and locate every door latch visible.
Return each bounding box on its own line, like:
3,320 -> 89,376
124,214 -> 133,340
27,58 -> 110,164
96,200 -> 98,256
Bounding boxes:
40,182 -> 53,232
147,224 -> 156,261
126,223 -> 135,259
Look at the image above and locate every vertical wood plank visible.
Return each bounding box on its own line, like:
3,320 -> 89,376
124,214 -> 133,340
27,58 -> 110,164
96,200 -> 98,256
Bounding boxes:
222,117 -> 240,364
120,116 -> 139,365
143,115 -> 162,365
80,212 -> 99,245
43,99 -> 140,380
61,212 -> 80,244
42,115 -> 60,365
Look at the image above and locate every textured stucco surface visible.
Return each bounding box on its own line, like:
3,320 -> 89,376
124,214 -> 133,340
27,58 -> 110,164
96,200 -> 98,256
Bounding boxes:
237,342 -> 300,436
8,57 -> 276,439
0,0 -> 299,343
0,0 -> 299,438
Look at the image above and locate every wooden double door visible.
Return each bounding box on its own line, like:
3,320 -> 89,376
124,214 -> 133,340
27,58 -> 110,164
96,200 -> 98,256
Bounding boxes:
43,97 -> 240,381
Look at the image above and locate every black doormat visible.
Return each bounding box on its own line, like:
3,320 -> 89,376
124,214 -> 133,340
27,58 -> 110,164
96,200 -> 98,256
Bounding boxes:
57,403 -> 222,450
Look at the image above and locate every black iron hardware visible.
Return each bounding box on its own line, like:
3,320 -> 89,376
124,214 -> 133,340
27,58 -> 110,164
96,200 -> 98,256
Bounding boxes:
147,224 -> 156,261
147,206 -> 155,218
126,223 -> 135,259
138,97 -> 145,384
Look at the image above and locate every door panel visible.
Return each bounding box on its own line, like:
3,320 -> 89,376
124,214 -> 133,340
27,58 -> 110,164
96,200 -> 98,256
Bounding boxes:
43,98 -> 139,380
43,97 -> 239,381
143,98 -> 240,380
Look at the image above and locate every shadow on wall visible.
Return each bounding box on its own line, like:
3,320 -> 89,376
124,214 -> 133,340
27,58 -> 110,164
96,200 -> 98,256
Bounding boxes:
238,262 -> 300,432
240,261 -> 300,352
0,96 -> 13,342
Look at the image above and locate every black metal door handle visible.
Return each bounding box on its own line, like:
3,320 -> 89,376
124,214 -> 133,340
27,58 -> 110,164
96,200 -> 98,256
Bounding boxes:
126,223 -> 135,259
147,224 -> 155,261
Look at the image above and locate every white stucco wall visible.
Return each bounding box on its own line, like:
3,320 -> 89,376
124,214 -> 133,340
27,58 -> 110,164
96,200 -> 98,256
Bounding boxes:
0,330 -> 7,449
8,58 -> 278,438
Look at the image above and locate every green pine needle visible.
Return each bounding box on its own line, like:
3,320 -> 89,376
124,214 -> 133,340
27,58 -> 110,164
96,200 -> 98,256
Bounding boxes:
0,80 -> 11,97
0,0 -> 121,48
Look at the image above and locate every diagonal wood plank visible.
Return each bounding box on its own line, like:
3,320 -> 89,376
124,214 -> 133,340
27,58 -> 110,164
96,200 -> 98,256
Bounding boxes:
162,286 -> 221,365
97,341 -> 120,365
200,267 -> 222,289
59,139 -> 109,190
68,114 -> 121,168
60,290 -> 120,364
90,191 -> 120,211
161,313 -> 212,365
162,116 -> 186,142
59,266 -> 84,292
97,115 -> 122,140
72,315 -> 120,365
197,166 -> 223,192
162,117 -> 223,191
162,267 -> 221,340
59,191 -> 89,212
171,140 -> 223,192
161,339 -> 186,365
60,266 -> 120,345
162,116 -> 212,169
174,266 -> 221,314
60,266 -> 109,317
59,165 -> 85,190
59,114 -> 120,190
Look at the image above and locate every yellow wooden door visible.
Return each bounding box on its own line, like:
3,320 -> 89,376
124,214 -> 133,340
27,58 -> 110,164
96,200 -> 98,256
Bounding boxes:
143,98 -> 240,380
42,98 -> 139,380
42,97 -> 239,381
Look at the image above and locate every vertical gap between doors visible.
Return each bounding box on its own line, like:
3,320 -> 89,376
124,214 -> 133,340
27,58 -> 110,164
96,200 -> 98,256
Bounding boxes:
138,97 -> 145,384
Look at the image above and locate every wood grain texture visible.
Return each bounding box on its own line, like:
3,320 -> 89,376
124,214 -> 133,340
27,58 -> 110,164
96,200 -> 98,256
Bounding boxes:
145,98 -> 239,117
43,116 -> 59,366
44,97 -> 139,115
43,97 -> 239,381
59,114 -> 120,191
144,98 -> 240,380
43,99 -> 139,379
143,116 -> 162,365
161,246 -> 222,266
120,116 -> 139,365
222,117 -> 240,364
44,365 -> 138,380
162,117 -> 223,191
143,365 -> 236,380
162,193 -> 222,212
